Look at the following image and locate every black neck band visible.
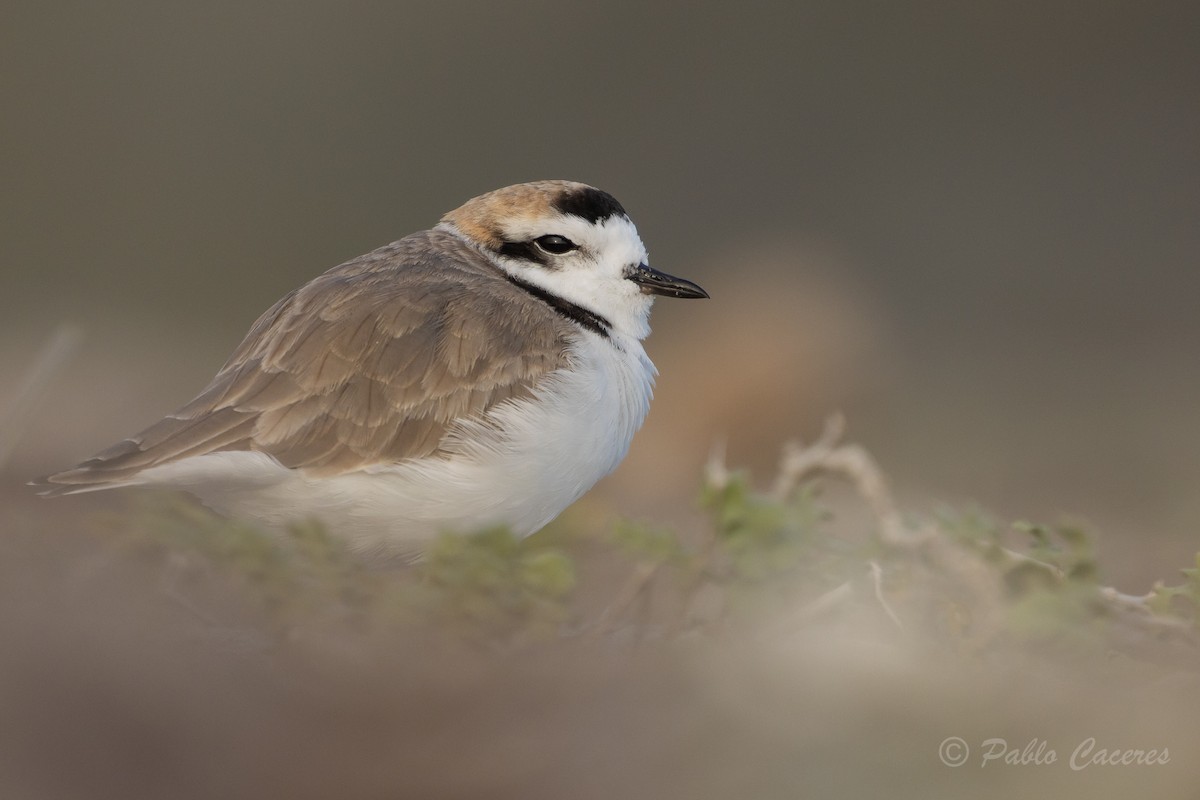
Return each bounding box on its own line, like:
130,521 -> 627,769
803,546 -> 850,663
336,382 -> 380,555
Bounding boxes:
506,275 -> 611,339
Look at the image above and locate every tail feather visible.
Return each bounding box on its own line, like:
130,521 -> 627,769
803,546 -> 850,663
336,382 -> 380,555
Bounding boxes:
33,410 -> 258,497
30,472 -> 143,497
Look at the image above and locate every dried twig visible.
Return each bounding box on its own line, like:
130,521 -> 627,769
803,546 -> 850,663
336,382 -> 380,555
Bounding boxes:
703,438 -> 730,492
869,561 -> 903,629
1099,586 -> 1193,633
770,413 -> 845,500
788,580 -> 854,625
771,414 -> 918,547
592,560 -> 662,639
757,418 -> 1195,644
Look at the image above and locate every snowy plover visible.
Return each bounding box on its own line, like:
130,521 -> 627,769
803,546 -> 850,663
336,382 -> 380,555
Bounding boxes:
37,181 -> 708,558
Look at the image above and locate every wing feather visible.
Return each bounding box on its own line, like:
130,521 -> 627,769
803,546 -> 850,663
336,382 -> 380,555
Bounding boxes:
38,229 -> 571,493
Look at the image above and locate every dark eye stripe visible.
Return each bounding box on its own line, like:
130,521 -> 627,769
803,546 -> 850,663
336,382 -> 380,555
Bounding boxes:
497,240 -> 549,265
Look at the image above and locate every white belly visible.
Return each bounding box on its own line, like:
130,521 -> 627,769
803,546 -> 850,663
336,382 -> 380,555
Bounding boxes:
134,334 -> 656,558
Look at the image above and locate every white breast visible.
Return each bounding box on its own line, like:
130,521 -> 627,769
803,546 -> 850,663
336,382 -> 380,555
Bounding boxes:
134,333 -> 656,558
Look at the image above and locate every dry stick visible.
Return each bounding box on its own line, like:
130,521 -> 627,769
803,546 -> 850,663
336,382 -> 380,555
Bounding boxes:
593,560 -> 662,639
0,324 -> 84,470
703,437 -> 730,491
788,580 -> 854,624
1100,586 -> 1192,632
773,414 -> 917,547
769,413 -> 845,500
869,560 -> 904,629
780,564 -> 902,633
771,415 -> 1194,638
668,524 -> 723,636
661,439 -> 735,635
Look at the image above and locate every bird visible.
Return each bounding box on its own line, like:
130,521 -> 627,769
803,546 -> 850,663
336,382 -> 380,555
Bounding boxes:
35,180 -> 708,559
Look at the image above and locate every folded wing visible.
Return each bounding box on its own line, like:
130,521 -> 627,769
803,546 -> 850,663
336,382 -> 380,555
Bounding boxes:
37,230 -> 570,494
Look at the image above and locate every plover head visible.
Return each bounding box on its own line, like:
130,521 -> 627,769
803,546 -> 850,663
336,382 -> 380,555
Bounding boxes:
439,180 -> 708,341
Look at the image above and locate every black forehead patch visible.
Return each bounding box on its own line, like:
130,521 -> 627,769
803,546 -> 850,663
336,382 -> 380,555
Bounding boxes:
553,187 -> 627,224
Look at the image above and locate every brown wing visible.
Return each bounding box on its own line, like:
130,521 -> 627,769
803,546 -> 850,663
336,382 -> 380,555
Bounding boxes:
39,230 -> 571,493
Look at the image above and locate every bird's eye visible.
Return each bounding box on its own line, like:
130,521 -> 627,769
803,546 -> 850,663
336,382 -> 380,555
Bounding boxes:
533,235 -> 578,255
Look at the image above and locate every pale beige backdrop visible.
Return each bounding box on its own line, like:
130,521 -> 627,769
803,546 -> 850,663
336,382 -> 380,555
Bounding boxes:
3,1 -> 1198,589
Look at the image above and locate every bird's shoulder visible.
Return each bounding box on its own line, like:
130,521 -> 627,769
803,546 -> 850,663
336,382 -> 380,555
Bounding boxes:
205,228 -> 578,471
46,229 -> 578,486
229,228 -> 572,372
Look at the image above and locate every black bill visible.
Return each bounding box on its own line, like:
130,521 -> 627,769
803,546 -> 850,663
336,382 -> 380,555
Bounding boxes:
626,264 -> 710,299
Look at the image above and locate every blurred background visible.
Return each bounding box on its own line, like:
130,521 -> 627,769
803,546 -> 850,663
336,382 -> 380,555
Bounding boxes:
1,1 -> 1197,587
3,2 -> 1200,797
